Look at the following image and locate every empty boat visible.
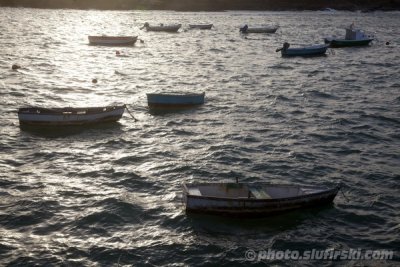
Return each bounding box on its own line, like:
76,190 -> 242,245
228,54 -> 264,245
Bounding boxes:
141,22 -> 181,32
18,105 -> 126,126
88,36 -> 138,46
189,24 -> 213,30
183,182 -> 340,217
277,42 -> 329,57
146,92 -> 205,111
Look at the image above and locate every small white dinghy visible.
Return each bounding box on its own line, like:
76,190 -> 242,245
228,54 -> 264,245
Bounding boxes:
183,182 -> 340,217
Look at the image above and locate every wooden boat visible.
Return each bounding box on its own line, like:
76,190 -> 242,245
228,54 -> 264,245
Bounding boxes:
88,36 -> 138,46
324,27 -> 373,48
183,182 -> 340,217
325,38 -> 373,48
277,43 -> 329,57
18,105 -> 126,126
239,25 -> 278,34
189,24 -> 213,30
141,22 -> 181,32
146,92 -> 205,111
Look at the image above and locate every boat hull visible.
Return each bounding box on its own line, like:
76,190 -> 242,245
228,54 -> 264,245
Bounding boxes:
189,24 -> 213,30
183,183 -> 340,217
324,38 -> 373,48
241,27 -> 278,34
88,36 -> 138,46
145,25 -> 181,32
146,93 -> 205,110
282,45 -> 329,57
18,105 -> 125,126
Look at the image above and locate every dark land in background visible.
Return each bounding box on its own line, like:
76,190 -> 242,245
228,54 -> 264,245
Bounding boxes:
0,0 -> 399,11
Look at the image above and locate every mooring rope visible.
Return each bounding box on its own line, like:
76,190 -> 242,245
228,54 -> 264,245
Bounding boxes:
340,187 -> 349,202
125,106 -> 138,122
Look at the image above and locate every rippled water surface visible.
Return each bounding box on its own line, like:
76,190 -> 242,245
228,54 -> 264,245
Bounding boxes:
0,8 -> 399,266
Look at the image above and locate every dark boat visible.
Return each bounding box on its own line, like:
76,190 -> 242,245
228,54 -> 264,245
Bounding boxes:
325,38 -> 373,48
18,105 -> 126,126
146,92 -> 205,111
183,182 -> 340,217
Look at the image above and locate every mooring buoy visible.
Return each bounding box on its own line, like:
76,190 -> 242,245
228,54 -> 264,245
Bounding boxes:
12,64 -> 21,70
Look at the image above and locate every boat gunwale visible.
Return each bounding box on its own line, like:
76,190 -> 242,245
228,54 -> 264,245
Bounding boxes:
328,38 -> 373,43
183,183 -> 340,202
18,104 -> 126,116
146,92 -> 205,98
18,116 -> 124,126
88,36 -> 138,40
188,24 -> 213,29
284,44 -> 329,52
88,36 -> 138,46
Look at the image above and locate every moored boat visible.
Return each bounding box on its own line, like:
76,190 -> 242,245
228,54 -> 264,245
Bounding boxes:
18,105 -> 126,126
88,36 -> 138,46
146,92 -> 205,111
141,22 -> 181,32
325,38 -> 373,48
189,24 -> 213,30
183,182 -> 340,217
239,24 -> 278,34
277,42 -> 329,57
324,26 -> 373,48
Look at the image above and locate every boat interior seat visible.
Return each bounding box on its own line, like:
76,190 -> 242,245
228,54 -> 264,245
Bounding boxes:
249,187 -> 271,199
188,188 -> 202,196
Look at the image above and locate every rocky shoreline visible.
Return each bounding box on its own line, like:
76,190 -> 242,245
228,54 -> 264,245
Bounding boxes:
0,0 -> 399,11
